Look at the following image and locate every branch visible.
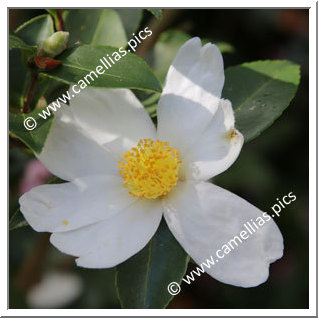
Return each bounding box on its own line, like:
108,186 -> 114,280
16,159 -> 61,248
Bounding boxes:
57,9 -> 65,31
136,9 -> 182,57
22,68 -> 38,114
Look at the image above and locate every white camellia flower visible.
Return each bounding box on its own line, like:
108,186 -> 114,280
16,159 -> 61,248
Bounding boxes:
20,38 -> 284,287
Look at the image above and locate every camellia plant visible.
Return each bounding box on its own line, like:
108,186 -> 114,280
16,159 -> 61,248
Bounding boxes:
9,9 -> 301,309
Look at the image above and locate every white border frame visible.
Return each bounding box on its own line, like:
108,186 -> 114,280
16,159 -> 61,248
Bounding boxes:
4,1 -> 316,316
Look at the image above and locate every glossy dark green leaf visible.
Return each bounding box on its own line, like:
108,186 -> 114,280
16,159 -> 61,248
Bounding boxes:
65,9 -> 127,47
212,41 -> 235,54
9,35 -> 36,52
142,92 -> 161,107
46,176 -> 66,184
223,60 -> 301,142
15,14 -> 54,46
115,219 -> 189,308
46,9 -> 59,29
141,93 -> 160,119
40,45 -> 162,92
9,106 -> 54,154
9,208 -> 28,231
147,9 -> 162,19
115,9 -> 143,39
44,79 -> 70,105
46,9 -> 58,18
9,49 -> 28,111
9,48 -> 48,112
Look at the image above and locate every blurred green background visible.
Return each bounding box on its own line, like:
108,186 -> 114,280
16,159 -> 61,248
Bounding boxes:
9,9 -> 309,309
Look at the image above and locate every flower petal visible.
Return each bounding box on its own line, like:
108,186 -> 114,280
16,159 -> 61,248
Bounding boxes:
163,181 -> 284,287
50,199 -> 163,268
38,104 -> 117,181
180,99 -> 244,181
157,38 -> 225,152
19,175 -> 134,233
70,88 -> 157,158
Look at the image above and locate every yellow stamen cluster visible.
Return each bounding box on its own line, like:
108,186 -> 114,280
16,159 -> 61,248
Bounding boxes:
117,139 -> 181,199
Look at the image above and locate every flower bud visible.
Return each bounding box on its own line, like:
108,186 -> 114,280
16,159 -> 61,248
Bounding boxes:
38,31 -> 69,57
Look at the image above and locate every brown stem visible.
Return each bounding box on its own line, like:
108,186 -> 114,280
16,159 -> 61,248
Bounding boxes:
136,9 -> 182,57
57,9 -> 65,31
22,69 -> 38,114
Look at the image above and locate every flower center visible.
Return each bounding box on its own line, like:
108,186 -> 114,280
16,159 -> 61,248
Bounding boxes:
117,139 -> 181,199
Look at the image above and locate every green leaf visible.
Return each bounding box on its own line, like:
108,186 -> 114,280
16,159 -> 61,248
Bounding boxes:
201,39 -> 235,54
40,45 -> 162,92
9,49 -> 28,111
65,9 -> 127,47
213,41 -> 235,54
46,9 -> 59,29
15,14 -> 54,46
46,9 -> 58,18
142,92 -> 161,107
223,60 -> 301,142
9,35 -> 36,52
9,208 -> 28,231
115,219 -> 189,308
9,49 -> 49,112
9,106 -> 54,154
141,92 -> 160,119
44,79 -> 70,105
115,9 -> 143,39
147,9 -> 162,19
46,176 -> 66,184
